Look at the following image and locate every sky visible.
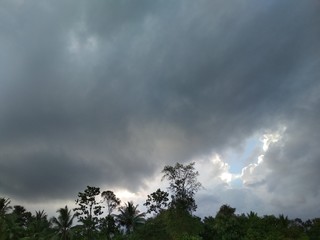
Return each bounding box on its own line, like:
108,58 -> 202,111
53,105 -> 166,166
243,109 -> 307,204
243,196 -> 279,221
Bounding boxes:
0,0 -> 320,220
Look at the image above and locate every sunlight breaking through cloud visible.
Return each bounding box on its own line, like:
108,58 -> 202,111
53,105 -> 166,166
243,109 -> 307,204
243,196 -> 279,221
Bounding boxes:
261,126 -> 286,152
241,127 -> 286,186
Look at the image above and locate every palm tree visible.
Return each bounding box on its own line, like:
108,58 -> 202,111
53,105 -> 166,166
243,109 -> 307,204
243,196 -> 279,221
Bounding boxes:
115,201 -> 145,234
51,206 -> 75,240
0,198 -> 12,216
35,210 -> 50,235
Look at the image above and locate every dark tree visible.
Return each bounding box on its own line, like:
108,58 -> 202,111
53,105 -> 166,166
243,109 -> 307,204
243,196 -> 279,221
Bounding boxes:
201,216 -> 217,240
214,205 -> 244,240
306,218 -> 320,240
27,210 -> 52,239
101,190 -> 121,216
100,190 -> 120,239
99,215 -> 119,240
115,201 -> 145,234
74,186 -> 103,239
0,198 -> 11,216
12,205 -> 32,228
162,162 -> 202,212
51,205 -> 75,240
144,188 -> 169,214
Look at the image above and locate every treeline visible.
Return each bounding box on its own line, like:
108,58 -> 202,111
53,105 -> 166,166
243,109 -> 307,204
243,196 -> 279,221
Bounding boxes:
1,162 -> 320,240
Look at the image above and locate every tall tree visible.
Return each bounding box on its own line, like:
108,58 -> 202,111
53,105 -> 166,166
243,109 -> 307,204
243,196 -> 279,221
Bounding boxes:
74,186 -> 103,239
101,190 -> 120,216
162,162 -> 202,212
51,205 -> 75,240
115,201 -> 145,234
100,190 -> 120,239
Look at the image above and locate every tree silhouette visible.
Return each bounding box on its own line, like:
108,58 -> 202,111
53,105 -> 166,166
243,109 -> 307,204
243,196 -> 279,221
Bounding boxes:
74,186 -> 103,239
27,210 -> 52,239
144,188 -> 169,214
162,162 -> 202,212
100,190 -> 120,239
51,205 -> 75,240
214,204 -> 243,240
0,198 -> 11,216
101,190 -> 121,216
115,201 -> 145,234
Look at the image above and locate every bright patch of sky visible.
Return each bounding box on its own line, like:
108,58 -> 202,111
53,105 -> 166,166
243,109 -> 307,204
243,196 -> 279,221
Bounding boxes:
261,128 -> 285,152
209,127 -> 286,188
224,136 -> 261,174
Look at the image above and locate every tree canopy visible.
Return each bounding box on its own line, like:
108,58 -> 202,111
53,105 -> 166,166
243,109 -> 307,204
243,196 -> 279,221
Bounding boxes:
162,162 -> 202,213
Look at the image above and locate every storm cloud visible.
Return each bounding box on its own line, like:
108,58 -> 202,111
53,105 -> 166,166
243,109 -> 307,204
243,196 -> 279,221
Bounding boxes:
0,0 -> 319,218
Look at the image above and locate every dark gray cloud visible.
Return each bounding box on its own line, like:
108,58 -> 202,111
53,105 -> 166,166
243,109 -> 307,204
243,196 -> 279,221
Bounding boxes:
0,0 -> 319,217
260,107 -> 320,218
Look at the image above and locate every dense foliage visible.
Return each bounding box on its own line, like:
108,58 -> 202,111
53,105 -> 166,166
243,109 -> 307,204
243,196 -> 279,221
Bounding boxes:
1,162 -> 320,239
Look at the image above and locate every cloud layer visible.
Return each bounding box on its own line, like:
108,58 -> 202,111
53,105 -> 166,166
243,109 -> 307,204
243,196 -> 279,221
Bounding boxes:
0,0 -> 319,218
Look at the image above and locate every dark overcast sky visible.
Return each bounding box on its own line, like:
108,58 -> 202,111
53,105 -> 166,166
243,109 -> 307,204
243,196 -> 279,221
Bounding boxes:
0,0 -> 320,219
